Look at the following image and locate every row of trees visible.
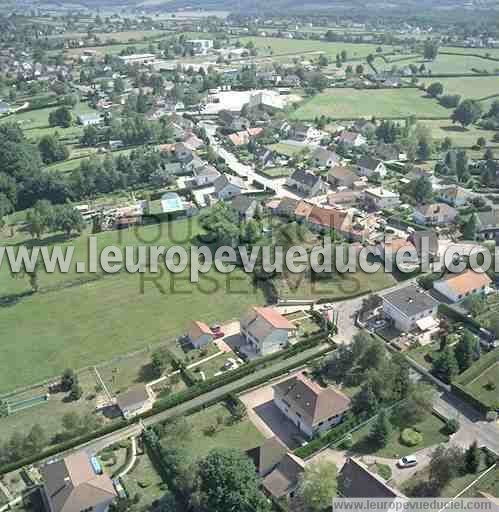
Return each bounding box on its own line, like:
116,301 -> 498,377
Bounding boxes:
26,200 -> 85,238
315,331 -> 414,418
431,329 -> 482,383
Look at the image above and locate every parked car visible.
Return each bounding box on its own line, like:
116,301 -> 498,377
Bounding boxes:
397,455 -> 418,468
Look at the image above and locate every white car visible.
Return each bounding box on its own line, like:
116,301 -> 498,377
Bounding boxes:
397,455 -> 418,468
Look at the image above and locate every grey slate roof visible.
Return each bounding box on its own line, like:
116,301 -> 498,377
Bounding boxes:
246,436 -> 287,477
116,384 -> 150,411
231,194 -> 256,215
382,284 -> 438,317
290,169 -> 321,188
340,458 -> 406,499
358,155 -> 383,170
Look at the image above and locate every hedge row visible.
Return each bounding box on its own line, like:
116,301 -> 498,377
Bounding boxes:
0,336 -> 331,475
451,383 -> 493,415
294,412 -> 363,459
438,303 -> 483,331
455,348 -> 499,386
146,335 -> 328,413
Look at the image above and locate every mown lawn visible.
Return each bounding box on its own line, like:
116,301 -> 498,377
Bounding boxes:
172,403 -> 265,462
121,451 -> 166,509
290,88 -> 450,120
351,412 -> 449,459
466,362 -> 499,408
0,219 -> 264,392
266,143 -> 304,157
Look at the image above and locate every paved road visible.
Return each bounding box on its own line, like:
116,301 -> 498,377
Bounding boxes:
434,392 -> 499,454
206,133 -> 301,199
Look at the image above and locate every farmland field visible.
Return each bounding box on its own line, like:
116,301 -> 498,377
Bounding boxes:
418,119 -> 499,147
62,29 -> 166,42
0,219 -> 264,392
290,88 -> 450,120
378,53 -> 499,75
423,77 -> 499,101
0,102 -> 97,142
235,36 -> 383,60
276,267 -> 396,300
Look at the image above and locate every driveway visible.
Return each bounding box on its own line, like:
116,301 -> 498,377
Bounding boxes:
239,371 -> 306,449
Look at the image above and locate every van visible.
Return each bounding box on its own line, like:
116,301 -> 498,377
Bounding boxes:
397,455 -> 418,468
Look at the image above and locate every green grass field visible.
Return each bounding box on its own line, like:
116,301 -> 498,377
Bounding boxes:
276,267 -> 396,300
426,77 -> 499,101
0,102 -> 96,142
290,88 -> 450,120
266,143 -> 304,157
419,120 -> 499,147
466,362 -> 499,408
0,219 -> 264,393
0,369 -> 100,440
379,53 -> 499,75
351,412 -> 448,458
236,36 -> 383,60
167,403 -> 264,462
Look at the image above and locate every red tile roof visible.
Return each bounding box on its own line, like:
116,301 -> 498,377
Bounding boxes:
253,306 -> 295,330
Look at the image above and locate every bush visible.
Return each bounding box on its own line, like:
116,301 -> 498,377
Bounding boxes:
400,428 -> 423,446
443,418 -> 460,435
339,434 -> 353,450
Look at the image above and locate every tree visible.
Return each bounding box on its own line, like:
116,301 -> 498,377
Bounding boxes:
456,149 -> 469,182
398,384 -> 435,425
298,460 -> 337,512
359,294 -> 382,321
355,64 -> 364,75
0,193 -> 13,228
454,331 -> 476,372
38,135 -> 69,164
423,39 -> 439,60
151,347 -> 172,378
465,441 -> 481,473
405,176 -> 432,204
199,202 -> 240,245
23,424 -> 46,454
69,384 -> 83,401
430,445 -> 464,490
432,346 -> 459,383
427,82 -> 443,98
49,106 -> 72,128
352,381 -> 379,417
318,54 -> 328,67
452,99 -> 482,128
81,124 -> 100,147
195,448 -> 270,512
462,213 -> 478,241
370,409 -> 392,448
114,77 -> 125,94
61,368 -> 76,391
